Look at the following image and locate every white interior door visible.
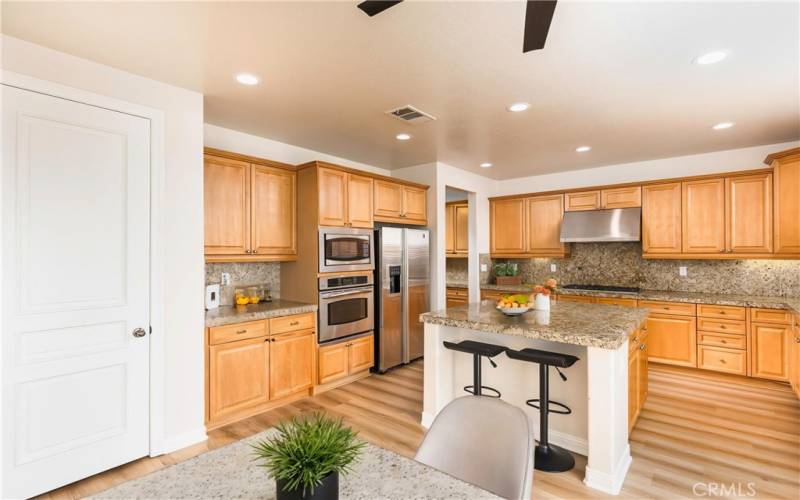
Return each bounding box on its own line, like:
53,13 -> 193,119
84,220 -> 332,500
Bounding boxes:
2,85 -> 151,498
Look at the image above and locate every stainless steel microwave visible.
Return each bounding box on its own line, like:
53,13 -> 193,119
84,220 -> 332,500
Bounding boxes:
318,227 -> 374,273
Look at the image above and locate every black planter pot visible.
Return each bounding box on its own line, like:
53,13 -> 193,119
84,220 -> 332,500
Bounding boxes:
276,472 -> 339,500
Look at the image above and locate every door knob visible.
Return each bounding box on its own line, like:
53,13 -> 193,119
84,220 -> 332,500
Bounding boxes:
132,327 -> 147,338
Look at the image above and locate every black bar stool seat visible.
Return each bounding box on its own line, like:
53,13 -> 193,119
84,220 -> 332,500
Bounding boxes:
443,340 -> 506,398
506,347 -> 580,473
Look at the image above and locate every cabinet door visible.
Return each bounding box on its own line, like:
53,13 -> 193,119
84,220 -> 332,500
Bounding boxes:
565,190 -> 600,211
446,297 -> 468,308
628,347 -> 639,434
557,295 -> 596,304
208,337 -> 270,422
204,155 -> 250,254
791,316 -> 800,397
402,186 -> 427,222
318,168 -> 348,226
751,323 -> 790,381
774,157 -> 800,254
682,178 -> 725,253
251,165 -> 296,256
373,180 -> 403,218
269,330 -> 315,400
318,342 -> 348,385
638,332 -> 648,410
646,314 -> 697,367
526,194 -> 566,255
348,334 -> 375,373
490,199 -> 526,255
445,205 -> 455,254
602,186 -> 642,209
454,204 -> 469,254
347,174 -> 374,228
726,174 -> 772,253
642,183 -> 682,254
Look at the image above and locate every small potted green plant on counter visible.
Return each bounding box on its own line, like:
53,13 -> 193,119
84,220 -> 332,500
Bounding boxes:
252,413 -> 366,500
493,262 -> 522,286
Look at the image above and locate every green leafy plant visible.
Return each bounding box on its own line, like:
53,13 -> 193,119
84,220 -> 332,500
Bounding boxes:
252,413 -> 366,495
493,262 -> 519,277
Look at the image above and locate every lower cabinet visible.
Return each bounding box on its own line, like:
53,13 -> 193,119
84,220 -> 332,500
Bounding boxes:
751,322 -> 790,381
318,333 -> 375,386
790,314 -> 800,398
446,287 -> 468,308
645,314 -> 697,367
628,328 -> 649,434
208,337 -> 271,423
270,330 -> 316,400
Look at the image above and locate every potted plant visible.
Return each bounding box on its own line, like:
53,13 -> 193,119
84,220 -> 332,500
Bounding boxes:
530,278 -> 558,311
493,262 -> 522,286
252,413 -> 366,500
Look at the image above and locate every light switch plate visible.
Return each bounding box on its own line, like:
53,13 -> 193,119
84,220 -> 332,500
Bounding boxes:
550,263 -> 557,272
221,272 -> 231,286
679,266 -> 688,277
480,264 -> 488,272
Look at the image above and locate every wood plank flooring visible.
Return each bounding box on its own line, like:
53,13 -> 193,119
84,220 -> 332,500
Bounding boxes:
39,362 -> 800,499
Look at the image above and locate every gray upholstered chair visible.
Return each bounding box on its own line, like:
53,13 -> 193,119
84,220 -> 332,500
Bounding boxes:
415,396 -> 534,500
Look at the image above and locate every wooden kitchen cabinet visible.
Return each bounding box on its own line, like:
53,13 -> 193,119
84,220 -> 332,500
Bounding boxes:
447,287 -> 468,308
646,314 -> 697,367
204,155 -> 251,255
766,147 -> 800,255
682,178 -> 726,254
208,337 -> 270,423
790,314 -> 800,398
602,186 -> 642,209
349,334 -> 375,373
490,198 -> 527,255
317,167 -> 349,227
565,190 -> 600,211
628,328 -> 648,434
269,330 -> 315,400
402,185 -> 427,222
204,150 -> 297,261
751,322 -> 790,381
373,179 -> 403,218
317,333 -> 374,386
372,179 -> 427,225
446,202 -> 468,257
346,174 -> 374,228
642,183 -> 682,254
726,173 -> 772,254
526,194 -> 567,256
445,205 -> 455,254
317,342 -> 349,385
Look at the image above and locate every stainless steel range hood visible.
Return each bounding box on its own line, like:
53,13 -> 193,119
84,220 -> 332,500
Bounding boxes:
559,207 -> 641,242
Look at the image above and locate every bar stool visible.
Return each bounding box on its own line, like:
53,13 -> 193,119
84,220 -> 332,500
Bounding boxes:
506,347 -> 579,472
442,340 -> 506,398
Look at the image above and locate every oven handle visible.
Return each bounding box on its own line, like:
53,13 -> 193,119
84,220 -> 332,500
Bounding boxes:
319,287 -> 373,299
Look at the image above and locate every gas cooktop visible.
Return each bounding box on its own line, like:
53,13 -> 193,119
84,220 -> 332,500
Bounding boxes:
561,284 -> 641,295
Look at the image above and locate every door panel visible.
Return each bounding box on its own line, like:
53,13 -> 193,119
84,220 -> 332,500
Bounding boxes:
526,194 -> 565,254
270,331 -> 314,399
726,174 -> 773,253
565,190 -> 600,211
602,186 -> 641,209
751,323 -> 790,381
318,168 -> 348,226
642,183 -> 682,254
373,180 -> 403,218
251,165 -> 296,255
209,338 -> 270,420
378,227 -> 403,371
774,157 -> 800,254
646,315 -> 697,367
490,198 -> 526,254
2,86 -> 151,498
682,178 -> 725,253
405,229 -> 430,361
204,155 -> 250,254
318,342 -> 348,384
454,204 -> 469,254
349,335 -> 375,373
445,205 -> 455,254
402,186 -> 427,222
347,174 -> 374,228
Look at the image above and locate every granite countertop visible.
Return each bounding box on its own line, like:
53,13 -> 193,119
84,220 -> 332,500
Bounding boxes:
206,299 -> 317,327
421,301 -> 648,350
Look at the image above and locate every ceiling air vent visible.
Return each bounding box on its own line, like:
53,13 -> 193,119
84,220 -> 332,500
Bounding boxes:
386,105 -> 436,125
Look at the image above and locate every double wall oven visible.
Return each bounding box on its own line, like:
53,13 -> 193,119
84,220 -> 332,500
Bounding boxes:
318,228 -> 375,343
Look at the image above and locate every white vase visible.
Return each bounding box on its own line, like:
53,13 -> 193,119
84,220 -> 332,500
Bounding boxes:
534,293 -> 551,311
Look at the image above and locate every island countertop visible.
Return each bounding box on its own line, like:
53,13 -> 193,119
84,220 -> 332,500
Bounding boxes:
206,299 -> 317,327
420,300 -> 648,350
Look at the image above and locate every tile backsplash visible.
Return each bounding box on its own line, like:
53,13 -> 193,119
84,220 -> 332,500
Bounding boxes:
494,243 -> 800,297
445,254 -> 492,285
205,262 -> 281,306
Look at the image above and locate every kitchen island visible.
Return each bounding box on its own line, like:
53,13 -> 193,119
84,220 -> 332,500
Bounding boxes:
420,300 -> 648,495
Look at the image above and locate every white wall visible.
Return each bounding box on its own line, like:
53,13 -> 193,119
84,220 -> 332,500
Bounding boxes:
493,141 -> 800,196
1,36 -> 206,452
204,124 -> 391,176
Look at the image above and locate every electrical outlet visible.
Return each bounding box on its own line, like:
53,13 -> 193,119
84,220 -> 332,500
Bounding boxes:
480,264 -> 488,272
221,272 -> 231,286
679,266 -> 688,277
550,263 -> 557,273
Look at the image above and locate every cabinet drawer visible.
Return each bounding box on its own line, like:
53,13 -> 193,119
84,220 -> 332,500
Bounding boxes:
697,331 -> 747,350
557,295 -> 596,304
638,300 -> 696,317
447,287 -> 467,297
208,320 -> 269,345
270,313 -> 315,335
697,304 -> 746,320
696,317 -> 746,335
750,308 -> 792,325
596,297 -> 638,308
697,345 -> 747,375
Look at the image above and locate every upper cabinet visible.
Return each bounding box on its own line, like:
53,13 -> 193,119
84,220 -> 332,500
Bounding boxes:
204,150 -> 297,262
726,173 -> 772,254
317,167 -> 375,228
373,179 -> 428,225
565,190 -> 600,211
346,174 -> 374,228
566,186 -> 642,211
446,202 -> 468,257
642,183 -> 682,254
489,195 -> 567,257
766,148 -> 800,256
682,178 -> 725,254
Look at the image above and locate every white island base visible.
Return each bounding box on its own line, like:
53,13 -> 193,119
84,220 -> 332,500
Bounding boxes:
422,322 -> 632,495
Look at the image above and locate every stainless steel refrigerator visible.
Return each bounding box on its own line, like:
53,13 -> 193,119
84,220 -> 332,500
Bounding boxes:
374,226 -> 430,372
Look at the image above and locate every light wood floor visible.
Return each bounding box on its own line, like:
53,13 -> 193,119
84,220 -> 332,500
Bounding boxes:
39,362 -> 800,499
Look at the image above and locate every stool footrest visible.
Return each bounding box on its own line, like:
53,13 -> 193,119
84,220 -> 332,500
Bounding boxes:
464,385 -> 502,398
525,398 -> 572,415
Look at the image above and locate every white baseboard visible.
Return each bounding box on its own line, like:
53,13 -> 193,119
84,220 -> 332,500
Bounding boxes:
583,444 -> 632,495
548,429 -> 588,456
152,427 -> 208,456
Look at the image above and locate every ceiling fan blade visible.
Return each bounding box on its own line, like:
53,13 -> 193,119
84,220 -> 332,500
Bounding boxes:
357,1 -> 404,17
523,0 -> 557,52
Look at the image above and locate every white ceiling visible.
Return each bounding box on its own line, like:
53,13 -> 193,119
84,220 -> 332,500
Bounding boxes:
2,1 -> 798,179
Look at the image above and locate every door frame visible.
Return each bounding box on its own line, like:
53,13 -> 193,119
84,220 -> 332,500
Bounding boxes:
0,71 -> 170,460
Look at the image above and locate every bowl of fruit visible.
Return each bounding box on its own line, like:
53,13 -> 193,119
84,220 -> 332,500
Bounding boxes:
495,294 -> 532,316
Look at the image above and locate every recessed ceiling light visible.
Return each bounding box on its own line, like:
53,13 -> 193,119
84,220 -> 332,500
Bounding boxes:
507,102 -> 530,112
235,73 -> 259,85
693,51 -> 728,65
480,162 -> 493,168
396,133 -> 411,141
712,122 -> 734,130
575,146 -> 592,153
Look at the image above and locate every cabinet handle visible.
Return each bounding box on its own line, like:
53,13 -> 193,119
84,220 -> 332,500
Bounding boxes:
720,339 -> 727,344
720,359 -> 726,364
719,311 -> 726,315
663,307 -> 670,310
245,249 -> 251,254
290,321 -> 299,326
253,249 -> 258,254
720,324 -> 726,329
236,329 -> 247,334
639,344 -> 646,351
794,336 -> 800,343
